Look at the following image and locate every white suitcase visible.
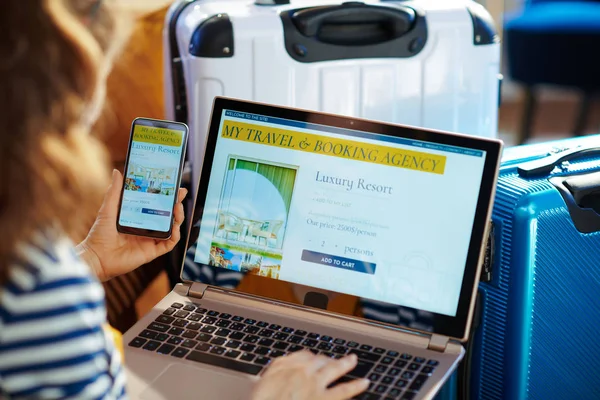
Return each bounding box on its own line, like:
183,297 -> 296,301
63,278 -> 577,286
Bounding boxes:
164,0 -> 501,196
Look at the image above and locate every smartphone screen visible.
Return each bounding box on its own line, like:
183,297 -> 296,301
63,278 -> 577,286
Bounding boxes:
117,118 -> 188,239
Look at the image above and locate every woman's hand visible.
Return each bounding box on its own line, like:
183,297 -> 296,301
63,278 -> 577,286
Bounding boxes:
77,169 -> 187,281
251,351 -> 369,400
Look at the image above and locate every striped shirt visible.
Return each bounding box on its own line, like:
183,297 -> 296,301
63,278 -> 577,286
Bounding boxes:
0,233 -> 127,399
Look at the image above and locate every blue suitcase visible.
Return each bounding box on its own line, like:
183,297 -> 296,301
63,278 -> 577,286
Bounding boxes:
467,135 -> 600,399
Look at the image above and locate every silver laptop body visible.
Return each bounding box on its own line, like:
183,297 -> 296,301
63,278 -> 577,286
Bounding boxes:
123,97 -> 502,400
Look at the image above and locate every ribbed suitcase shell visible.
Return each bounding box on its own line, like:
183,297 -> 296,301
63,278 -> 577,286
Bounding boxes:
470,135 -> 600,399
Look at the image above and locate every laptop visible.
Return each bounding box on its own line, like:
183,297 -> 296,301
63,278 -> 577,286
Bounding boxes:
123,97 -> 502,400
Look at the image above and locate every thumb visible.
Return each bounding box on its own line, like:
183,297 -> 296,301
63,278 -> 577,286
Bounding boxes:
98,169 -> 123,218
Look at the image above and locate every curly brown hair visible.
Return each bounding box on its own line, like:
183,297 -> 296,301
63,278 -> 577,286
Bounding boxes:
0,0 -> 132,282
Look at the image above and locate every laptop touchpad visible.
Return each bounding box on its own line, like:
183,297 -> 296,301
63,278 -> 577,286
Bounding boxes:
140,363 -> 253,400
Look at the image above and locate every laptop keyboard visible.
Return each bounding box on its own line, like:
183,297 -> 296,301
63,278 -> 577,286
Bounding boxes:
128,302 -> 440,400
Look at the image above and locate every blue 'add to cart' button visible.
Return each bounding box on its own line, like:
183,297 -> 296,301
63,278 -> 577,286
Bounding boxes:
142,208 -> 171,217
301,250 -> 376,275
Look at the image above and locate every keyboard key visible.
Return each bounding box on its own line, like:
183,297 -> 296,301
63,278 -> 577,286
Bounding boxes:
156,333 -> 169,341
194,308 -> 208,314
187,314 -> 202,322
196,342 -> 211,352
273,332 -> 289,341
375,384 -> 388,393
408,363 -> 420,371
163,307 -> 176,316
210,337 -> 227,346
171,348 -> 189,358
232,316 -> 244,322
288,335 -> 303,344
202,317 -> 217,324
381,357 -> 394,365
196,333 -> 211,342
414,357 -> 426,364
317,342 -> 333,351
244,319 -> 256,325
156,315 -> 175,324
427,360 -> 439,366
388,368 -> 401,377
303,339 -> 318,348
374,348 -> 386,355
368,373 -> 381,381
167,336 -> 183,345
207,310 -> 219,317
186,351 -> 263,375
230,332 -> 245,341
271,350 -> 286,358
173,319 -> 189,328
171,302 -> 183,309
226,340 -> 242,349
389,388 -> 402,397
355,393 -> 381,400
219,313 -> 232,319
168,327 -> 184,336
401,392 -> 416,400
255,347 -> 270,356
269,324 -> 281,331
181,339 -> 197,349
309,349 -> 319,355
230,323 -> 245,331
409,374 -> 429,391
200,326 -> 217,334
187,322 -> 202,331
400,353 -> 413,360
282,327 -> 294,334
333,338 -> 346,345
360,344 -> 373,351
394,360 -> 407,368
140,330 -> 158,340
183,304 -> 196,312
157,344 -> 175,355
387,350 -> 399,357
320,335 -> 333,342
381,376 -> 394,385
240,343 -> 256,352
174,310 -> 190,318
348,360 -> 375,378
257,321 -> 269,328
244,326 -> 260,334
288,345 -> 304,353
210,346 -> 226,355
333,346 -> 347,355
295,330 -> 307,336
401,371 -> 415,380
244,335 -> 260,344
225,350 -> 241,358
240,352 -> 255,362
322,352 -> 335,358
374,365 -> 388,374
273,341 -> 288,350
215,329 -> 231,337
259,329 -> 274,338
395,379 -> 408,388
255,356 -> 271,366
148,322 -> 170,333
142,340 -> 161,351
258,338 -> 274,347
129,337 -> 146,348
349,349 -> 381,362
182,330 -> 198,339
216,320 -> 232,328
421,366 -> 434,375
307,333 -> 319,339
347,341 -> 359,348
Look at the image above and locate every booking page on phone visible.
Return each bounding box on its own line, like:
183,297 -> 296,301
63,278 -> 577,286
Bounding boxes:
119,124 -> 185,232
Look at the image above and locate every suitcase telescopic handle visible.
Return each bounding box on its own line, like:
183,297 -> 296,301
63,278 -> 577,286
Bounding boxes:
517,146 -> 600,178
290,4 -> 415,45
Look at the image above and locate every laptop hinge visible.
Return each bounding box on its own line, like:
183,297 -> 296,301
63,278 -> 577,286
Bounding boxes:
427,334 -> 449,352
188,282 -> 209,299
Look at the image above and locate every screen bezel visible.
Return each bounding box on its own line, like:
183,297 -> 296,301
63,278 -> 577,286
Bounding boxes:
183,97 -> 501,341
117,117 -> 189,240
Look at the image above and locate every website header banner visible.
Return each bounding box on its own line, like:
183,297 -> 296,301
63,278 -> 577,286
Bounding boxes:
222,120 -> 447,175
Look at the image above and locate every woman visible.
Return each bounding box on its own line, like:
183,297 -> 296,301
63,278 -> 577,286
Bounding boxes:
0,1 -> 369,399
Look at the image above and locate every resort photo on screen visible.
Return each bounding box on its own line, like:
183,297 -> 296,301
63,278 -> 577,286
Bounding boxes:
209,156 -> 298,279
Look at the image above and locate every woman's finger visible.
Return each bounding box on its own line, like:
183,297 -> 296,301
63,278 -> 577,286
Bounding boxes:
317,354 -> 358,386
326,377 -> 370,400
173,201 -> 185,226
177,188 -> 188,203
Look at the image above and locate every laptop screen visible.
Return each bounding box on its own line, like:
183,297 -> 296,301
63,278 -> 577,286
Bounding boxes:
183,98 -> 501,340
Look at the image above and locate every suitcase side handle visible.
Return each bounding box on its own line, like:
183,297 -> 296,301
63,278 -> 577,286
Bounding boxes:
290,4 -> 415,45
550,174 -> 600,234
517,146 -> 600,178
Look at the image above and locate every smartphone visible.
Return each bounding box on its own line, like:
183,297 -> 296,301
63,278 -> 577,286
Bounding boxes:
116,117 -> 189,240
